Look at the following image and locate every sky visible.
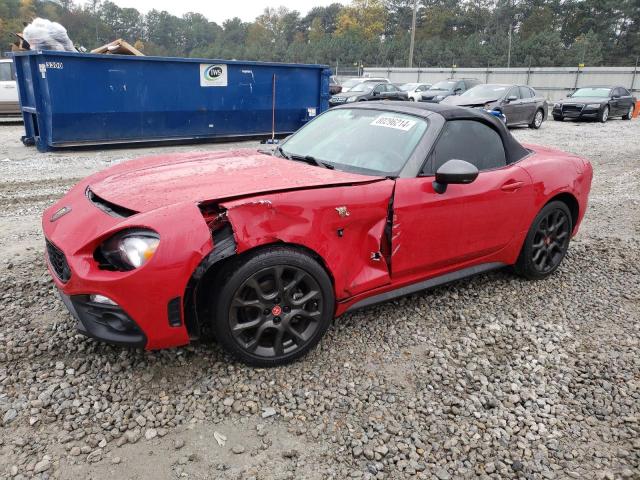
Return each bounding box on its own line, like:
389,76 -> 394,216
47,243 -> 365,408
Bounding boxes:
96,0 -> 347,24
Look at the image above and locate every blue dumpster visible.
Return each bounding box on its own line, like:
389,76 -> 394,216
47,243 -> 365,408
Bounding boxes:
12,51 -> 331,152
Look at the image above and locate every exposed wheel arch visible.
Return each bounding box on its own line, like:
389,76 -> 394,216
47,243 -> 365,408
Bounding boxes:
188,239 -> 335,340
546,192 -> 579,233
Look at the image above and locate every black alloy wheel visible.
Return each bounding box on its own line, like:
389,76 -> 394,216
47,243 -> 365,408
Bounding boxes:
515,201 -> 573,280
211,247 -> 334,366
599,105 -> 609,123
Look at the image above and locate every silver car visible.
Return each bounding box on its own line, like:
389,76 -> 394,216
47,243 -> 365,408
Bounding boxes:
0,59 -> 20,116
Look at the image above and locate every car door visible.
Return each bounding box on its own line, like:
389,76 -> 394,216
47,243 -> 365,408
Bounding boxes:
610,88 -> 623,115
501,86 -> 522,125
0,62 -> 18,114
391,119 -> 533,279
385,84 -> 404,100
371,83 -> 386,100
519,86 -> 537,123
617,87 -> 634,115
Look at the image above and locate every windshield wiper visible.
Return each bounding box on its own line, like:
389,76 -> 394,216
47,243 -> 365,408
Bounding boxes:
290,154 -> 334,170
277,147 -> 333,169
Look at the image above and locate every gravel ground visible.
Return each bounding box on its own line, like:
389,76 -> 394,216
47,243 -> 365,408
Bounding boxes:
0,117 -> 638,480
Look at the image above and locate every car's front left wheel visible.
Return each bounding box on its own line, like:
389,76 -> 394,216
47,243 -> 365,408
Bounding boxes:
210,246 -> 334,367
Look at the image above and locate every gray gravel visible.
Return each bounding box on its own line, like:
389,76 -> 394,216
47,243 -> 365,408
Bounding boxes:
0,118 -> 639,479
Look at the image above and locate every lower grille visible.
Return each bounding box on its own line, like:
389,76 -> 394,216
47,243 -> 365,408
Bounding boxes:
46,239 -> 71,283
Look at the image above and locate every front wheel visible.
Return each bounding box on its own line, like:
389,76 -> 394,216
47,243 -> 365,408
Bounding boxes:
210,247 -> 335,367
529,109 -> 544,129
515,201 -> 573,280
599,105 -> 609,123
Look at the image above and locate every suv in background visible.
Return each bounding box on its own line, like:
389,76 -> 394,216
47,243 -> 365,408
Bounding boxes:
420,78 -> 481,103
0,59 -> 20,116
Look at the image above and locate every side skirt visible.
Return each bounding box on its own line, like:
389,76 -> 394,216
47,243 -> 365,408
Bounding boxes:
344,262 -> 506,313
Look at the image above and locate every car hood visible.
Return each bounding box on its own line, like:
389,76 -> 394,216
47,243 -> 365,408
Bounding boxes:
423,89 -> 452,97
557,96 -> 608,104
87,149 -> 383,212
441,95 -> 499,106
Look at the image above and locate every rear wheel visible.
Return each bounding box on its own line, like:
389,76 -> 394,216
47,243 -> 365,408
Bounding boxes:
529,109 -> 544,129
599,105 -> 609,123
210,247 -> 334,367
622,104 -> 634,120
515,201 -> 573,280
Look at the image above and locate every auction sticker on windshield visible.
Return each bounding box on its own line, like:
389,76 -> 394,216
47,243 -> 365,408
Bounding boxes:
370,116 -> 416,131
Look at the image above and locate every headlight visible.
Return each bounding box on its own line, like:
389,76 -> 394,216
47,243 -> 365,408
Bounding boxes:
346,96 -> 357,103
586,103 -> 601,109
99,229 -> 160,271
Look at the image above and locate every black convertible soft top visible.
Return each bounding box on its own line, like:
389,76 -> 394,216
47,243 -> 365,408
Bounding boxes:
343,101 -> 531,165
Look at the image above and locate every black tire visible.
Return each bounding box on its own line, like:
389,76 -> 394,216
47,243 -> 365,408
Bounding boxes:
210,246 -> 334,367
515,201 -> 573,280
622,104 -> 634,120
599,105 -> 609,123
553,115 -> 563,121
529,109 -> 544,129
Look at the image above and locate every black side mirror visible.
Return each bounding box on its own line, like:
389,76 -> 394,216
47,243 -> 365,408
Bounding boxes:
506,95 -> 518,102
454,88 -> 462,94
432,159 -> 479,194
372,90 -> 380,96
612,94 -> 620,99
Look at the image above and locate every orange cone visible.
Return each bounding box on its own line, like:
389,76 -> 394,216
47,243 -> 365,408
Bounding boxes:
634,100 -> 640,118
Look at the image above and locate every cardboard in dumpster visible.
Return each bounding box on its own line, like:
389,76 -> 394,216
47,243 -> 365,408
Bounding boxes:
91,39 -> 144,56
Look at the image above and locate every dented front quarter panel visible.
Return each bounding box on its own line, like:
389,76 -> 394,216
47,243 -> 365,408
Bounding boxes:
220,180 -> 396,300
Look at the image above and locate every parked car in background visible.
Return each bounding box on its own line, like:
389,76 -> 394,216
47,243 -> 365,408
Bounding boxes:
420,78 -> 481,103
0,59 -> 20,116
442,84 -> 548,129
552,86 -> 636,122
340,77 -> 389,93
329,82 -> 407,106
329,76 -> 342,95
398,82 -> 432,101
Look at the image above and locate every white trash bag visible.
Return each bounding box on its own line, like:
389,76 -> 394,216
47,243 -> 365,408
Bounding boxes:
23,18 -> 75,52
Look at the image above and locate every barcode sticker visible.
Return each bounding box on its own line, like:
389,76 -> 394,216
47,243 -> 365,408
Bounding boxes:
370,116 -> 416,131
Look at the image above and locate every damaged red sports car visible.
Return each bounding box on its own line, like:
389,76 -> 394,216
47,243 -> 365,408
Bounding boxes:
43,102 -> 592,366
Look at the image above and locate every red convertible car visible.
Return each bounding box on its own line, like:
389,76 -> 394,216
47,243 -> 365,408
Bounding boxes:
43,103 -> 592,366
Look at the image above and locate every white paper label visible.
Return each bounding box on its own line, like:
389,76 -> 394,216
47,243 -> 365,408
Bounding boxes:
200,64 -> 228,87
307,107 -> 317,117
370,116 -> 416,131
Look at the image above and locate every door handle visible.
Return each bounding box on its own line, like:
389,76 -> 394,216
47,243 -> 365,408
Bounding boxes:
501,181 -> 524,192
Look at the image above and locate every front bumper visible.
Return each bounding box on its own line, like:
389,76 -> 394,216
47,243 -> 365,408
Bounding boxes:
58,292 -> 146,347
553,105 -> 600,119
42,184 -> 214,350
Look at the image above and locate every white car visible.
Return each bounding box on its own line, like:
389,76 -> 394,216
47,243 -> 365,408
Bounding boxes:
0,59 -> 20,116
398,82 -> 432,101
340,77 -> 389,93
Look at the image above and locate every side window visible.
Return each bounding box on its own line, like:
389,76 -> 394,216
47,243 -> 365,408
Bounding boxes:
374,84 -> 385,94
423,120 -> 507,175
456,81 -> 465,91
619,87 -> 631,96
0,63 -> 12,82
508,86 -> 520,99
416,85 -> 424,92
386,84 -> 398,92
612,88 -> 622,97
519,86 -> 533,99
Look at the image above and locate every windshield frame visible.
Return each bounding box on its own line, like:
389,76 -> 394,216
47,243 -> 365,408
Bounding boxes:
278,106 -> 432,178
429,80 -> 456,91
570,87 -> 612,98
460,84 -> 509,98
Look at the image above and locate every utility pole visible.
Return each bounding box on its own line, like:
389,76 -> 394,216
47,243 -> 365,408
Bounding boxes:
507,24 -> 512,68
408,0 -> 417,68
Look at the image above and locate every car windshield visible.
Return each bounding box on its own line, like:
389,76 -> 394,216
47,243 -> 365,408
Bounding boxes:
278,108 -> 428,176
461,84 -> 508,98
571,87 -> 611,97
400,83 -> 419,91
350,83 -> 374,93
429,81 -> 456,91
341,78 -> 364,91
